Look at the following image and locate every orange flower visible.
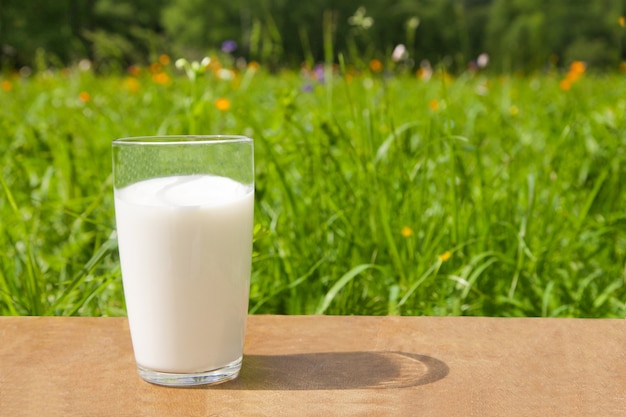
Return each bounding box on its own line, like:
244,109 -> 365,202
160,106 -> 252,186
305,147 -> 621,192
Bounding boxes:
401,226 -> 413,238
565,71 -> 581,83
208,57 -> 222,72
438,251 -> 452,262
78,91 -> 91,103
149,62 -> 162,74
369,59 -> 383,73
215,97 -> 231,111
569,61 -> 585,75
152,72 -> 171,86
159,54 -> 171,66
127,65 -> 142,77
1,80 -> 12,92
428,99 -> 439,111
560,61 -> 585,90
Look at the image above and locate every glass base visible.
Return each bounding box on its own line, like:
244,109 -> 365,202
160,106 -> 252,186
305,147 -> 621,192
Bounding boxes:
137,356 -> 242,387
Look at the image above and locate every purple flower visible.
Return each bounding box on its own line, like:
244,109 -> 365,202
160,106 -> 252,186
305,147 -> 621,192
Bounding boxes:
313,63 -> 325,83
301,83 -> 314,93
221,40 -> 237,54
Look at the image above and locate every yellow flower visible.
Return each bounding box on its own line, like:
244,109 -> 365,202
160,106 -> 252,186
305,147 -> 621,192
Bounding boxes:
1,80 -> 12,92
78,91 -> 91,103
215,97 -> 231,111
619,16 -> 625,27
401,226 -> 413,238
428,99 -> 439,111
369,59 -> 383,73
248,61 -> 260,71
123,77 -> 140,93
509,105 -> 519,116
438,251 -> 452,262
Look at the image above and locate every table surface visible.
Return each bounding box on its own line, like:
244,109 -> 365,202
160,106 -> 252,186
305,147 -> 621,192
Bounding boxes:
1,315 -> 625,417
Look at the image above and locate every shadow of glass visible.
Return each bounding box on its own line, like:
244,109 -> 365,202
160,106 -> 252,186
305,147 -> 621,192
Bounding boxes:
210,351 -> 448,390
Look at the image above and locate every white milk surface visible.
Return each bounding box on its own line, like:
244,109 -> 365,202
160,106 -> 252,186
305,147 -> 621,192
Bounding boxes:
114,175 -> 254,373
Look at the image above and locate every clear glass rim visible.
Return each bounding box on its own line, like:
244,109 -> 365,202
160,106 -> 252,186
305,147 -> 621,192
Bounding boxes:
113,135 -> 253,146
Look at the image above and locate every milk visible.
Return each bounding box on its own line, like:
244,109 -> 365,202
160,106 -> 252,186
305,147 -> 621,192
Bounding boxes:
114,175 -> 254,374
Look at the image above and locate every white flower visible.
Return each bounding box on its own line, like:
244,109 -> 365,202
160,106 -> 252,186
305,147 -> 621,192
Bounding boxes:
175,58 -> 187,70
175,57 -> 211,81
216,68 -> 235,81
348,7 -> 374,29
477,53 -> 489,68
392,44 -> 407,62
78,59 -> 92,71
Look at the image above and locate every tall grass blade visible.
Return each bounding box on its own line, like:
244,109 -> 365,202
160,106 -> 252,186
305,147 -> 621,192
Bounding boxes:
374,121 -> 422,164
250,256 -> 326,314
316,264 -> 379,314
397,259 -> 443,308
46,234 -> 118,314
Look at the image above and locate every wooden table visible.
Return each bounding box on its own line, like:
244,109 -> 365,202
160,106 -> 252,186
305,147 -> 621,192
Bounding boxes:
1,315 -> 625,416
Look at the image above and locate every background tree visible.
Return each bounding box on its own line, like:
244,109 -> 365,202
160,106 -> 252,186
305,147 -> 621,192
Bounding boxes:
161,0 -> 240,60
2,0 -> 626,72
0,0 -> 87,67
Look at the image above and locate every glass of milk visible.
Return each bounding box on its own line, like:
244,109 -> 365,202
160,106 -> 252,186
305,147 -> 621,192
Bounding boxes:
112,135 -> 254,386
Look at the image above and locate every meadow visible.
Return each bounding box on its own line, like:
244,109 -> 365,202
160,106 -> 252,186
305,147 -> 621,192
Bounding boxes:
1,57 -> 625,318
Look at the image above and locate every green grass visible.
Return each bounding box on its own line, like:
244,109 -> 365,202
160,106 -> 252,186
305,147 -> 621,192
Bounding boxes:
1,62 -> 625,317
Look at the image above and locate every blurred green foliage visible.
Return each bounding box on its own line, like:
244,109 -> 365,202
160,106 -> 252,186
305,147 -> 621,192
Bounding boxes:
2,0 -> 626,72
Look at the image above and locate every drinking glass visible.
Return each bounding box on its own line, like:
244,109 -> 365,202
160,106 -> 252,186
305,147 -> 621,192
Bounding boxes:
112,135 -> 254,386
